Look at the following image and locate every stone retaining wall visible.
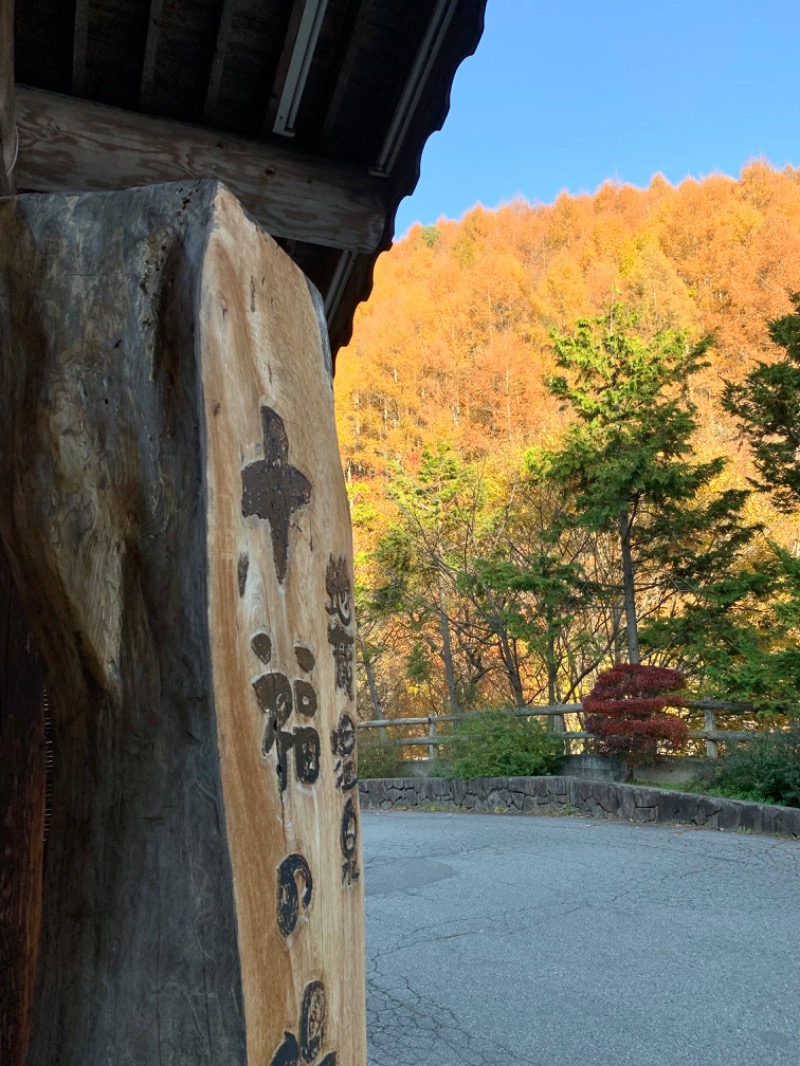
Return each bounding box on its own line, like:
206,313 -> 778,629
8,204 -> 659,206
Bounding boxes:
358,776 -> 800,838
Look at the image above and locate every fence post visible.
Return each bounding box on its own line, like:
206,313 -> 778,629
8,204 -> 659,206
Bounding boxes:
553,709 -> 569,754
428,716 -> 437,762
551,704 -> 566,735
704,706 -> 718,760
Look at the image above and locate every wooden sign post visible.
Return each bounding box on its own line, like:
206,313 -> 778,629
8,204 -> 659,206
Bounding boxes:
0,181 -> 366,1065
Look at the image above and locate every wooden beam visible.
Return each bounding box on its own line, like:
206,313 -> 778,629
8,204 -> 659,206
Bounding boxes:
0,0 -> 14,196
14,87 -> 386,252
319,0 -> 368,151
139,0 -> 164,110
204,0 -> 237,123
72,0 -> 89,95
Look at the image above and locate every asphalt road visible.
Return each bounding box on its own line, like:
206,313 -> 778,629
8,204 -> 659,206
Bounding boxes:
363,809 -> 800,1066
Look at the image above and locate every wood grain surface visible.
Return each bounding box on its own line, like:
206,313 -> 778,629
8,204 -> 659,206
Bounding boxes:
0,180 -> 365,1065
203,187 -> 365,1066
14,87 -> 386,252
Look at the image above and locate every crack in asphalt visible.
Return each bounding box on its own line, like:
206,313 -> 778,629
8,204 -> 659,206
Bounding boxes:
366,967 -> 542,1066
363,811 -> 800,1066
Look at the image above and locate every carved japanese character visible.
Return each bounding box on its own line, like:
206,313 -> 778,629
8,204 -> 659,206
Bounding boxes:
277,854 -> 313,937
251,634 -> 320,791
327,624 -> 354,698
241,407 -> 312,584
295,645 -> 316,672
254,671 -> 293,756
294,679 -> 318,718
330,714 -> 357,791
325,555 -> 352,627
251,631 -> 273,664
293,727 -> 321,785
269,980 -> 337,1066
340,797 -> 360,885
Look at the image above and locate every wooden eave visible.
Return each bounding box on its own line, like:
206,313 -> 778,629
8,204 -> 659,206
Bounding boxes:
6,0 -> 488,361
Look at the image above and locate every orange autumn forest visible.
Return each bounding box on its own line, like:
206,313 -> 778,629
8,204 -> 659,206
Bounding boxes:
334,162 -> 800,729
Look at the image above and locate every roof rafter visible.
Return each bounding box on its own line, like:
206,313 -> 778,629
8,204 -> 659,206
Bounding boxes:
139,0 -> 164,110
318,0 -> 367,151
204,0 -> 237,123
72,0 -> 89,96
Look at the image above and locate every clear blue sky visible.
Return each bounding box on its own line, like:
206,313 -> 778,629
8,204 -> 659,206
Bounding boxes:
395,0 -> 800,234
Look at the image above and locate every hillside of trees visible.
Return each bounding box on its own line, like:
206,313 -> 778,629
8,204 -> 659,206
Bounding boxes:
334,162 -> 800,724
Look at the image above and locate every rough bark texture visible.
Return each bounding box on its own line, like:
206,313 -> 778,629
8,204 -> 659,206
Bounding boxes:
359,633 -> 384,720
0,0 -> 13,196
0,545 -> 45,1066
438,575 -> 459,715
0,180 -> 366,1066
619,511 -> 640,665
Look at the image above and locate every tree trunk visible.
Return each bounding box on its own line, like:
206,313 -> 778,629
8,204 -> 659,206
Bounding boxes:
619,511 -> 640,665
545,629 -> 565,733
501,631 -> 525,708
438,573 -> 459,714
476,582 -> 523,707
0,181 -> 365,1066
359,633 -> 384,719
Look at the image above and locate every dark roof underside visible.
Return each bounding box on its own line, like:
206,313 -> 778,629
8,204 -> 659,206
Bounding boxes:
15,0 -> 487,358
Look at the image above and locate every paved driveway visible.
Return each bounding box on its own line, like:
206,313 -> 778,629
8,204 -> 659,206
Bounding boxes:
363,810 -> 800,1066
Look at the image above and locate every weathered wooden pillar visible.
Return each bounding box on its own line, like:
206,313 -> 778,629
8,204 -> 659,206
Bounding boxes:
0,0 -> 15,197
0,545 -> 45,1066
0,180 -> 365,1065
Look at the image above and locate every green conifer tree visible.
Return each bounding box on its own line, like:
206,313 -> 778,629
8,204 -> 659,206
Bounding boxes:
722,295 -> 800,512
541,304 -> 755,665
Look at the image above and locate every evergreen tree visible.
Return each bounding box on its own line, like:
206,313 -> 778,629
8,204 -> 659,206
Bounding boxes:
541,304 -> 755,664
714,298 -> 800,712
722,296 -> 800,512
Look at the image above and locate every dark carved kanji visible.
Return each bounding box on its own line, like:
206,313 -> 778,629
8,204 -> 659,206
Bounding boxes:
325,555 -> 354,697
340,797 -> 360,885
292,727 -> 321,785
295,645 -> 316,672
294,679 -> 318,717
269,980 -> 337,1066
251,631 -> 273,665
330,714 -> 357,791
327,625 -> 354,698
325,555 -> 352,627
300,981 -> 327,1062
242,407 -> 312,584
252,644 -> 320,792
277,853 -> 313,937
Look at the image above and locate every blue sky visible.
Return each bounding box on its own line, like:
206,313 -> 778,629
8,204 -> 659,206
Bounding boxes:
395,1 -> 800,235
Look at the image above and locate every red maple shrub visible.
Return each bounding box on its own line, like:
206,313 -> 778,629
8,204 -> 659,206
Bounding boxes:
583,664 -> 689,765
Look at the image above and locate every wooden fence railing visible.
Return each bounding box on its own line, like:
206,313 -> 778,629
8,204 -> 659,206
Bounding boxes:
356,699 -> 760,761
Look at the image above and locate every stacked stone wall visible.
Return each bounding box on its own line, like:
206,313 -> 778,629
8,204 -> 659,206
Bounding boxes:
358,776 -> 800,837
